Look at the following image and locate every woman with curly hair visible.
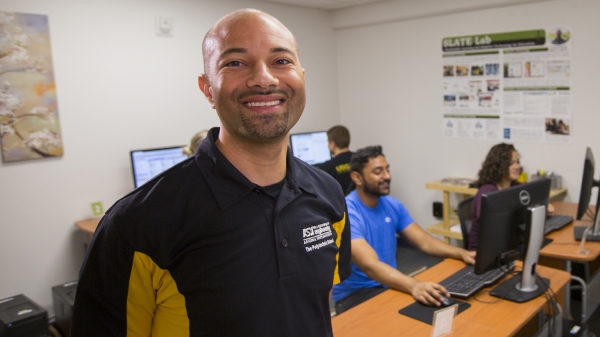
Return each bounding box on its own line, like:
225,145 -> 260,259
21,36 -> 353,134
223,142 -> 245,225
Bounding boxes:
467,143 -> 522,250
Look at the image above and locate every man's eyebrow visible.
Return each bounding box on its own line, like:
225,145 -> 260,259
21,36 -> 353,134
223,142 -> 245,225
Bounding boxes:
218,47 -> 247,60
217,46 -> 297,62
271,47 -> 296,55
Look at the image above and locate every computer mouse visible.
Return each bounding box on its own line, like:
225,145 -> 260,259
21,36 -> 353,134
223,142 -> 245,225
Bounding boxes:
440,297 -> 453,307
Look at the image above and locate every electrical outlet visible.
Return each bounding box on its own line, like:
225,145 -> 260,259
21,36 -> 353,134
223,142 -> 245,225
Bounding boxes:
433,202 -> 443,218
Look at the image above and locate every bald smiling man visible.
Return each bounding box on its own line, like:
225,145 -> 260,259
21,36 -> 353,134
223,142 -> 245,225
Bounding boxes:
72,9 -> 351,337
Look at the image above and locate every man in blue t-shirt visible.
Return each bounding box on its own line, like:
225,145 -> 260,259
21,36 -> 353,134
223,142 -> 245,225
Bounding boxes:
332,146 -> 476,314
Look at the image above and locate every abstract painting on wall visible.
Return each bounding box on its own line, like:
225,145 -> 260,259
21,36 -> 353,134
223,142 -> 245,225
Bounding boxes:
0,11 -> 63,163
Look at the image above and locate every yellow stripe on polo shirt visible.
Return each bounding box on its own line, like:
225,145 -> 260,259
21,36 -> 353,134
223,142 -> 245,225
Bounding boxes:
331,212 -> 347,285
127,251 -> 189,337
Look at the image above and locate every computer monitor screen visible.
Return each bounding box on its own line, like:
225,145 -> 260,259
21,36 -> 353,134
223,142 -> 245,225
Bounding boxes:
475,178 -> 551,275
130,146 -> 188,188
577,147 -> 599,221
289,131 -> 331,165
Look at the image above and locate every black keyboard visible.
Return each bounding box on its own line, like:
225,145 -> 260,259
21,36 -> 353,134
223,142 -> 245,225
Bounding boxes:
440,263 -> 514,299
545,215 -> 573,234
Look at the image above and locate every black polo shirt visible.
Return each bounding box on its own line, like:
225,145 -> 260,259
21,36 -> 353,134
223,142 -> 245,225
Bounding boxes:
318,151 -> 354,195
72,127 -> 351,337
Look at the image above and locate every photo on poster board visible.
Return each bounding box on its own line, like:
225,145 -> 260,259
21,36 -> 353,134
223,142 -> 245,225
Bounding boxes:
0,11 -> 64,162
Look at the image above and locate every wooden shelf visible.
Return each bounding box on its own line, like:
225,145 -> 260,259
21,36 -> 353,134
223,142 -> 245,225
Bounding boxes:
426,180 -> 567,198
425,180 -> 477,194
426,179 -> 568,243
426,220 -> 463,240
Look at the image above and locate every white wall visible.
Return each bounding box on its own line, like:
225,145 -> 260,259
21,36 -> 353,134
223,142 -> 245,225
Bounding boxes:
0,0 -> 339,313
335,0 -> 599,232
2,0 -> 599,317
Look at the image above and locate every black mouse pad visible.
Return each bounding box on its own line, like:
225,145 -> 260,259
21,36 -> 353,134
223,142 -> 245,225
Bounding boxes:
398,299 -> 470,325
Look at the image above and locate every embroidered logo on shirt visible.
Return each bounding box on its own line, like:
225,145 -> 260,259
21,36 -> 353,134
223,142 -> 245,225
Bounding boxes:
335,163 -> 350,174
303,222 -> 334,252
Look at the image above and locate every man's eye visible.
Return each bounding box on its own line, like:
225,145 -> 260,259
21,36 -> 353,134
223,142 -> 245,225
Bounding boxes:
275,59 -> 291,65
225,61 -> 243,67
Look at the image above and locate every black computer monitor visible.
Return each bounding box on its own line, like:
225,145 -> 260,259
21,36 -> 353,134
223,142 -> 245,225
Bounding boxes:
475,178 -> 551,302
574,147 -> 600,241
289,131 -> 331,166
130,146 -> 188,188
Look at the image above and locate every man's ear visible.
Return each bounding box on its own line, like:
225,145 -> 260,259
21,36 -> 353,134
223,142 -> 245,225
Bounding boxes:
350,171 -> 363,186
198,74 -> 216,109
328,140 -> 335,152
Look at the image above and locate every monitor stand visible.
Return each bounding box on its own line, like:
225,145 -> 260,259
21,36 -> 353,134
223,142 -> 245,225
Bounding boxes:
574,211 -> 600,242
491,205 -> 549,302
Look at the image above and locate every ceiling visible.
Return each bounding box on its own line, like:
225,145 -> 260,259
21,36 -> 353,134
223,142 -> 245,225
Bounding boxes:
246,0 -> 391,10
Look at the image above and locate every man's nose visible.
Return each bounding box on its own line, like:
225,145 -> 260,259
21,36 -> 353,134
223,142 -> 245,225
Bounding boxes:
383,170 -> 391,180
247,62 -> 279,89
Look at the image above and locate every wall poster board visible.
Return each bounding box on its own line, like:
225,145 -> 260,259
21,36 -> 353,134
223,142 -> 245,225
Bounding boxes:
442,28 -> 571,143
0,11 -> 64,162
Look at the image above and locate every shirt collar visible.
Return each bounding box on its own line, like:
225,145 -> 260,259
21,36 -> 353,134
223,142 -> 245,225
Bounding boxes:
195,127 -> 316,210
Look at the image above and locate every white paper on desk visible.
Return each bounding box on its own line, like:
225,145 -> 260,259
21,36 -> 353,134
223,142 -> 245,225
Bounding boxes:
450,224 -> 461,233
431,304 -> 458,337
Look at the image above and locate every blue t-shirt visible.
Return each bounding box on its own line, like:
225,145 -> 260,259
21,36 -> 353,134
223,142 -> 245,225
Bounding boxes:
331,190 -> 414,302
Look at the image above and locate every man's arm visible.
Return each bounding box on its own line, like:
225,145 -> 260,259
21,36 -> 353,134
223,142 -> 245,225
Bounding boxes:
351,238 -> 448,306
402,223 -> 475,264
71,217 -> 161,336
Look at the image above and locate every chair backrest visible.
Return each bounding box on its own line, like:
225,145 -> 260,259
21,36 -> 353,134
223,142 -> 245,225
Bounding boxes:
457,196 -> 475,249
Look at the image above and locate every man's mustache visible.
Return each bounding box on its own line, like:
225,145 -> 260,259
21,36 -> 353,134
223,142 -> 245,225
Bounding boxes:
238,89 -> 289,100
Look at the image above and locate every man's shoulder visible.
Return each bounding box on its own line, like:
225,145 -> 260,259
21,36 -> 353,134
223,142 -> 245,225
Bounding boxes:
344,191 -> 361,206
292,157 -> 345,197
317,158 -> 335,171
319,151 -> 352,169
380,195 -> 402,206
107,157 -> 207,222
293,156 -> 336,181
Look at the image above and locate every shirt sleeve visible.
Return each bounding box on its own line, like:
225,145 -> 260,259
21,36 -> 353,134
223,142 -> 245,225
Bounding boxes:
347,199 -> 367,241
333,205 -> 352,284
71,216 -> 161,337
392,198 -> 414,233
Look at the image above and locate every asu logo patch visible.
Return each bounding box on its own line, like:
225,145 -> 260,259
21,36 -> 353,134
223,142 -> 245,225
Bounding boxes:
302,222 -> 334,252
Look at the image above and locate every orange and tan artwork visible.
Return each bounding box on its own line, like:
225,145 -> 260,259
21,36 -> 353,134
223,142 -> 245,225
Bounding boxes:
0,11 -> 63,162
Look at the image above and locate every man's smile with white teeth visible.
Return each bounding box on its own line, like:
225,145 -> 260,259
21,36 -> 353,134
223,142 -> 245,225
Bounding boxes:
244,100 -> 282,107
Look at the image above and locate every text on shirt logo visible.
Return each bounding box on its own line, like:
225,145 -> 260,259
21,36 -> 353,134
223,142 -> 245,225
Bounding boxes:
303,222 -> 334,252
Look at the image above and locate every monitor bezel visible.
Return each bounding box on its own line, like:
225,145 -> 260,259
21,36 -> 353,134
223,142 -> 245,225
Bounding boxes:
129,145 -> 187,189
474,178 -> 551,275
289,131 -> 331,166
577,147 -> 600,221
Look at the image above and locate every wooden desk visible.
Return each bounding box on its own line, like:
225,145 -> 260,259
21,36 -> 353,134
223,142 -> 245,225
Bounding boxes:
332,259 -> 571,337
541,202 -> 600,261
75,218 -> 101,242
539,201 -> 600,321
425,179 -> 568,243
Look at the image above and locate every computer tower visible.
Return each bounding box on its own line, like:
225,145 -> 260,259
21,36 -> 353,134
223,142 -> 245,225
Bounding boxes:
51,280 -> 77,337
0,294 -> 50,337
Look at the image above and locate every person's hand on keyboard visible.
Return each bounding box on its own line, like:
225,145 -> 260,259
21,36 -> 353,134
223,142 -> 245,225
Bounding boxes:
410,281 -> 449,307
548,203 -> 555,213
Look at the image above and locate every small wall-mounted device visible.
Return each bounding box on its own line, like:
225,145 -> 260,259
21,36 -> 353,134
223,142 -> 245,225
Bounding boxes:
156,16 -> 174,37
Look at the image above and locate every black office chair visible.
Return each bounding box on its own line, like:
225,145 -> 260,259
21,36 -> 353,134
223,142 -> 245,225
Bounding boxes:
457,197 -> 474,249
